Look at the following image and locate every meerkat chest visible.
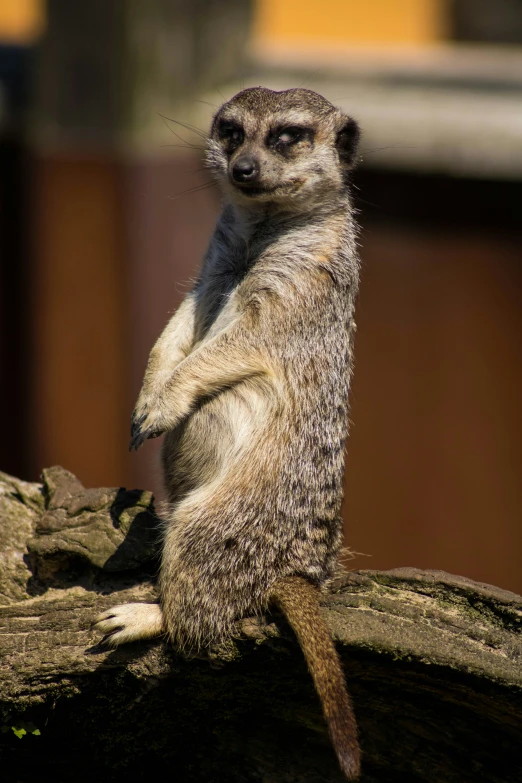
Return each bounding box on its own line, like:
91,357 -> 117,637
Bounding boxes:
195,267 -> 243,342
193,224 -> 259,343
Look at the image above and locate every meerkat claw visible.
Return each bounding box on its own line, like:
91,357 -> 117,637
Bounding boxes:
130,411 -> 145,429
129,433 -> 143,452
129,428 -> 161,451
129,413 -> 164,451
129,413 -> 146,450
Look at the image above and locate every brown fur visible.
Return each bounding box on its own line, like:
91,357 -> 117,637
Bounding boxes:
95,87 -> 362,779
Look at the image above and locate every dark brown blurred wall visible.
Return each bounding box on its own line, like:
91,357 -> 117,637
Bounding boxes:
30,152 -> 218,490
343,172 -> 522,593
345,222 -> 522,593
32,155 -> 128,487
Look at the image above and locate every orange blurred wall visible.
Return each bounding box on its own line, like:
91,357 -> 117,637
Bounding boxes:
254,0 -> 448,47
0,0 -> 44,44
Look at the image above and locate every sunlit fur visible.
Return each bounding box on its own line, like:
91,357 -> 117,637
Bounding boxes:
95,87 -> 361,779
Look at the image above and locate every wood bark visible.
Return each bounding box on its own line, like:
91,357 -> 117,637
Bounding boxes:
1,466 -> 521,782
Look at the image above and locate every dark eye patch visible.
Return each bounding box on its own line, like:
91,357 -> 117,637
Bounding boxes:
217,121 -> 244,150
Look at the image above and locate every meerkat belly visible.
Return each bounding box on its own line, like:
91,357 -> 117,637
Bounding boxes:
162,378 -> 271,503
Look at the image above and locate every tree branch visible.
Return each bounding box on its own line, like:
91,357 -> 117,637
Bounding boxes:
1,467 -> 521,782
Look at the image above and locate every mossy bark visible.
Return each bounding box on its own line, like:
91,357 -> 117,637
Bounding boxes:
1,467 -> 521,782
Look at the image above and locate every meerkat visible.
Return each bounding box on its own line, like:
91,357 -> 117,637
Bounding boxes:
95,87 -> 361,779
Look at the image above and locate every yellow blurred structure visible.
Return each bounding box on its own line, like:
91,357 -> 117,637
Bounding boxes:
254,0 -> 448,48
0,0 -> 45,44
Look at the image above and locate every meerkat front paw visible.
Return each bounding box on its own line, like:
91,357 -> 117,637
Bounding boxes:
94,603 -> 165,646
129,407 -> 165,451
130,389 -> 188,450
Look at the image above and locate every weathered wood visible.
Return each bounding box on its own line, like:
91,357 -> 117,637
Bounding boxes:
1,467 -> 521,782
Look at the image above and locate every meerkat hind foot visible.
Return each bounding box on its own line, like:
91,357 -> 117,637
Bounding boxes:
94,602 -> 164,647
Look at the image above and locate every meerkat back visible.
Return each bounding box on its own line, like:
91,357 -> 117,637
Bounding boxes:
96,87 -> 362,779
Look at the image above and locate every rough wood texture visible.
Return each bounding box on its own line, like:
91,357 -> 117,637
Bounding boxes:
1,466 -> 521,782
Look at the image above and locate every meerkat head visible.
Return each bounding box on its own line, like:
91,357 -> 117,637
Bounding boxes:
206,87 -> 360,212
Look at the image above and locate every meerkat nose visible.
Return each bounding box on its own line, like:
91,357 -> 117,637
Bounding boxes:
232,154 -> 259,184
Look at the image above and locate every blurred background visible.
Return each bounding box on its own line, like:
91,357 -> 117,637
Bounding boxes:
0,0 -> 521,592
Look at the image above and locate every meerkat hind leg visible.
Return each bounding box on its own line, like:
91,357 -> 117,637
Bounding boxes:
94,602 -> 165,646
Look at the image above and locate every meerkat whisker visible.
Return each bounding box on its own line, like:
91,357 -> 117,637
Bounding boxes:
160,143 -> 206,151
158,113 -> 209,139
167,182 -> 217,200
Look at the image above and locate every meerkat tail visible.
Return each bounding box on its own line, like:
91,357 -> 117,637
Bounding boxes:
270,577 -> 361,781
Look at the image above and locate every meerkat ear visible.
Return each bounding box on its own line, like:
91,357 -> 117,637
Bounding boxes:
336,117 -> 360,169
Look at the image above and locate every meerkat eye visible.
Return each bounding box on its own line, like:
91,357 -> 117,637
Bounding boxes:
218,122 -> 244,147
278,127 -> 303,145
269,126 -> 313,149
